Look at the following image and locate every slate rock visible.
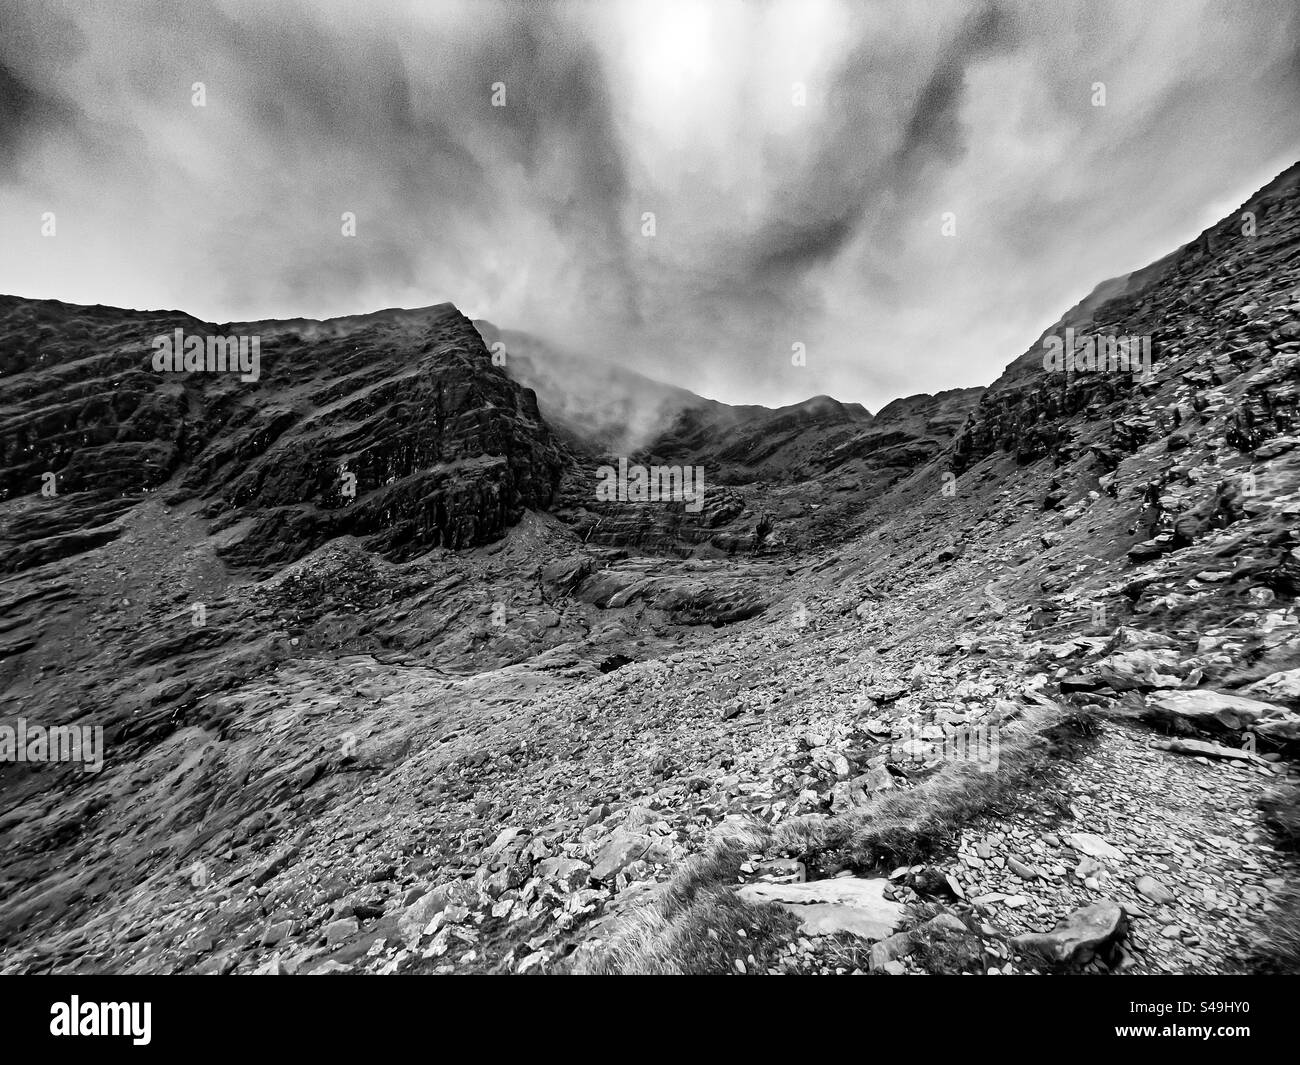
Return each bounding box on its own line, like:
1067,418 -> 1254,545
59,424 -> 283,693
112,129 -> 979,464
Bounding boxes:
736,878 -> 903,941
1012,901 -> 1128,965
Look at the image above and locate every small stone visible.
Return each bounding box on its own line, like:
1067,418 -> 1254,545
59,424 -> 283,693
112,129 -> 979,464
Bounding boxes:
324,917 -> 359,945
1066,833 -> 1125,862
261,920 -> 293,947
1136,875 -> 1176,905
1007,856 -> 1039,880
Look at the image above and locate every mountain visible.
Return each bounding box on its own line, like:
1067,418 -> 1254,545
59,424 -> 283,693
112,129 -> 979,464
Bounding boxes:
475,319 -> 982,556
0,301 -> 564,574
1,164 -> 1298,977
476,318 -> 973,490
470,320 -> 709,456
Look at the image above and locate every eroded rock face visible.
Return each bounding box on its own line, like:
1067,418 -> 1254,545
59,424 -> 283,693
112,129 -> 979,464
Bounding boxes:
488,320 -> 984,560
0,300 -> 565,573
549,387 -> 983,560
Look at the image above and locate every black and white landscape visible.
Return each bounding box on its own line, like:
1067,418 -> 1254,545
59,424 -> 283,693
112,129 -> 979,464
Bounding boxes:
1,0 -> 1299,989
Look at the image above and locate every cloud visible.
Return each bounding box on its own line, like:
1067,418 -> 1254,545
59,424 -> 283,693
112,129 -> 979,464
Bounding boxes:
1,0 -> 1298,411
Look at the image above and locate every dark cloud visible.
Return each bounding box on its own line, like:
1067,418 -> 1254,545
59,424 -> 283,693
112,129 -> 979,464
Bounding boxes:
1,0 -> 1298,411
0,0 -> 84,157
895,4 -> 1015,173
0,60 -> 45,152
744,3 -> 1016,282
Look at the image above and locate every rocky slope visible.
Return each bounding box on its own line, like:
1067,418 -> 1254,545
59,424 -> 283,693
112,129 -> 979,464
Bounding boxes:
0,164 -> 1298,977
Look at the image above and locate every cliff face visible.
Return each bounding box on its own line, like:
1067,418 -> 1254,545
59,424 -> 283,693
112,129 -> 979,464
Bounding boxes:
0,300 -> 565,574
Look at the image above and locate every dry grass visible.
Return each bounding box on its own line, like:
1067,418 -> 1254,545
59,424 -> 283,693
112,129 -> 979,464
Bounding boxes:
1251,782 -> 1300,974
1251,882 -> 1300,974
908,926 -> 986,975
573,822 -> 802,975
574,888 -> 799,975
579,698 -> 1097,974
1260,782 -> 1300,849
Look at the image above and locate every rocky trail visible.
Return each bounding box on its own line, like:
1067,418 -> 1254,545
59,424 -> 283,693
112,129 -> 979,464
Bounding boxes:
938,717 -> 1293,976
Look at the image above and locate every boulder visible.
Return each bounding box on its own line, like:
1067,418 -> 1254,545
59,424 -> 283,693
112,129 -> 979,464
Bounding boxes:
535,857 -> 593,891
1145,689 -> 1287,732
1110,627 -> 1178,651
480,827 -> 528,864
590,832 -> 653,882
868,931 -> 915,971
323,917 -> 359,945
1128,539 -> 1169,562
1012,901 -> 1127,965
830,767 -> 895,813
1245,669 -> 1300,710
1091,649 -> 1184,691
398,884 -> 454,945
253,953 -> 288,976
1151,737 -> 1258,761
1256,715 -> 1300,746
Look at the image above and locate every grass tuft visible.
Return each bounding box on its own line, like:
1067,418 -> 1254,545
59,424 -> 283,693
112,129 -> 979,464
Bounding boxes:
1248,779 -> 1300,974
1260,782 -> 1300,850
1250,882 -> 1300,974
573,884 -> 798,975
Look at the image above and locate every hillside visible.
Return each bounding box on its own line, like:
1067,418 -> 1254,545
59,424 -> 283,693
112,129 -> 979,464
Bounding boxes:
0,164 -> 1298,977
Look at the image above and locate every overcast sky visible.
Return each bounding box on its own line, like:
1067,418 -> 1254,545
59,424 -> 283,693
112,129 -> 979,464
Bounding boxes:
2,0 -> 1299,409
